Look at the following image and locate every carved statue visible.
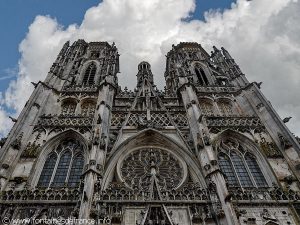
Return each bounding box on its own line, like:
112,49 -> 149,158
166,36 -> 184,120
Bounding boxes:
278,133 -> 292,149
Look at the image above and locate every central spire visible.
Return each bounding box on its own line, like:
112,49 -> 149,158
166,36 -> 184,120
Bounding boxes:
136,61 -> 154,87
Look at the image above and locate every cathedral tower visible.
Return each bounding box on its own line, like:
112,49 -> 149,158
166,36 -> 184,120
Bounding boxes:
1,40 -> 300,225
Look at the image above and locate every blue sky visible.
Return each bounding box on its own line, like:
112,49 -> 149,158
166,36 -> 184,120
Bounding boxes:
0,0 -> 235,95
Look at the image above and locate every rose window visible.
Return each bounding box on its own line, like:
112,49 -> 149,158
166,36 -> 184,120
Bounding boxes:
119,148 -> 185,191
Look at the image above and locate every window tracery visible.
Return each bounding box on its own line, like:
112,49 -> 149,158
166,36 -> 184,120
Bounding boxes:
119,148 -> 186,191
217,138 -> 267,188
37,139 -> 84,188
218,101 -> 233,116
200,100 -> 214,115
61,101 -> 77,115
81,101 -> 96,116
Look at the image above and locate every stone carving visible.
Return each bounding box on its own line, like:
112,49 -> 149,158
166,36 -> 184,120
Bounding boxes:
10,133 -> 23,150
206,116 -> 264,133
95,181 -> 209,202
110,112 -> 126,126
20,142 -> 41,158
259,137 -> 282,158
229,186 -> 300,202
278,133 -> 293,149
120,148 -> 184,191
1,186 -> 82,202
62,84 -> 98,93
37,115 -> 93,128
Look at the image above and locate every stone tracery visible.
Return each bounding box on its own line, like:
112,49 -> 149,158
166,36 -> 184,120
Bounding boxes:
119,148 -> 185,191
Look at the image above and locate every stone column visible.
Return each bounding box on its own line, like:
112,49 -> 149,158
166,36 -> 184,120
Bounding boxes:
79,79 -> 116,220
179,84 -> 239,225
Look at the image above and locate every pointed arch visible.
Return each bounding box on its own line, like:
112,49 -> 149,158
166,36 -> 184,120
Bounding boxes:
30,129 -> 88,188
218,152 -> 239,187
52,150 -> 72,187
102,129 -> 207,190
213,129 -> 276,187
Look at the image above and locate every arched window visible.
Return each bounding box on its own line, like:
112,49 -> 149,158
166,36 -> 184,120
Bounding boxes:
195,67 -> 209,86
52,151 -> 72,187
245,153 -> 267,187
218,153 -> 239,187
81,101 -> 96,116
217,139 -> 267,188
37,139 -> 84,188
68,154 -> 84,187
37,153 -> 57,187
230,151 -> 253,187
61,101 -> 77,115
83,63 -> 96,86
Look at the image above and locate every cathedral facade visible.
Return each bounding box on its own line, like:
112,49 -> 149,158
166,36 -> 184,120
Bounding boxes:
1,40 -> 300,225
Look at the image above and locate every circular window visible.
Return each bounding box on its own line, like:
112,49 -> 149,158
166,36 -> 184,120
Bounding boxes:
118,148 -> 187,191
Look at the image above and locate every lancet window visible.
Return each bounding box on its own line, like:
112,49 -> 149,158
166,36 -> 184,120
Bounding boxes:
195,67 -> 209,86
37,139 -> 84,188
83,63 -> 96,86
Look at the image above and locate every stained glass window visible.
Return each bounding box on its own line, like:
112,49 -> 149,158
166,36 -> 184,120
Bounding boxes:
218,139 -> 268,188
52,151 -> 72,187
68,154 -> 84,187
245,153 -> 267,187
37,153 -> 57,187
231,151 -> 253,187
218,153 -> 239,187
38,139 -> 84,188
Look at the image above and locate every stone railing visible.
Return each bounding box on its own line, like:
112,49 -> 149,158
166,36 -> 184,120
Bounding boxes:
62,84 -> 98,93
94,182 -> 210,202
0,187 -> 82,202
229,187 -> 300,202
197,85 -> 239,93
37,115 -> 93,128
205,116 -> 264,133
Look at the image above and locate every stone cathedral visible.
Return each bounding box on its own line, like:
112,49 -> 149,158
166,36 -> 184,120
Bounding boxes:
1,40 -> 300,225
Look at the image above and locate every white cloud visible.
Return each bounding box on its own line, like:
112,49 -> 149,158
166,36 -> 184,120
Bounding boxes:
0,0 -> 300,137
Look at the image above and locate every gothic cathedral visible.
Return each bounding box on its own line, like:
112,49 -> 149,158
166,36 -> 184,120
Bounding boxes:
1,40 -> 300,225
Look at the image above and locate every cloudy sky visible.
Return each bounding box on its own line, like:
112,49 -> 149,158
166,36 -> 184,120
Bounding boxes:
0,0 -> 299,138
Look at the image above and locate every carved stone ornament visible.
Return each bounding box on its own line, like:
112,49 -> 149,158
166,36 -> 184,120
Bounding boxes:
278,133 -> 293,149
20,142 -> 41,158
259,137 -> 282,158
118,148 -> 187,191
10,133 -> 23,150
